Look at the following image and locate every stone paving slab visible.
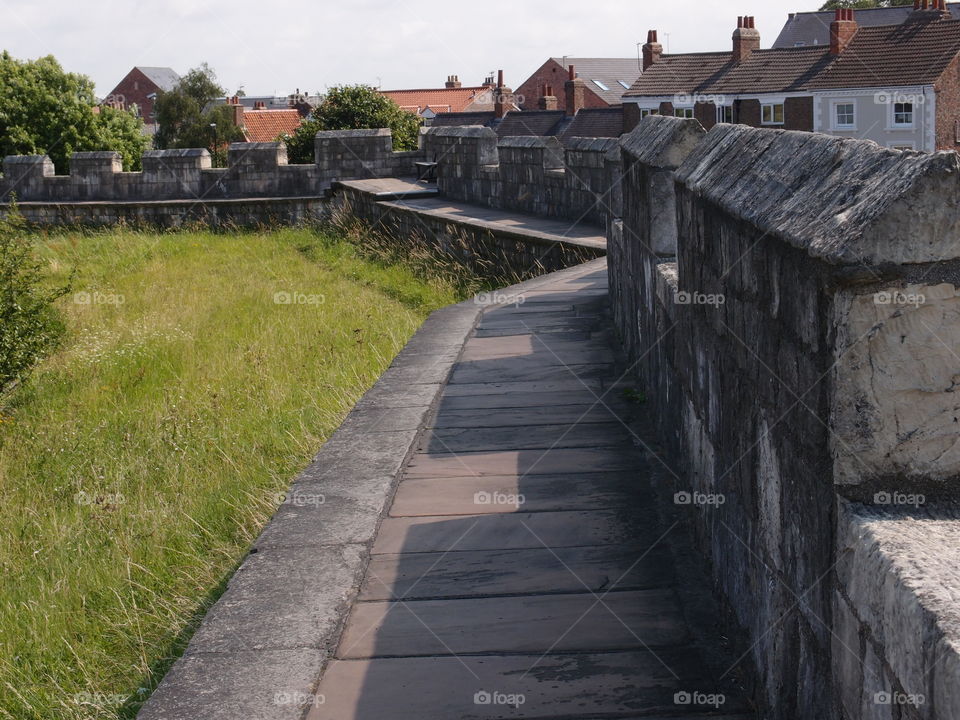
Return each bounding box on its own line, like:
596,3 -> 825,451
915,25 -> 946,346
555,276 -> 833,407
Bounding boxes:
430,404 -> 627,429
389,472 -> 639,517
473,327 -> 593,340
421,422 -> 630,452
450,362 -> 615,385
338,589 -> 689,658
372,509 -> 658,555
440,379 -> 616,397
435,389 -> 615,410
360,544 -> 673,600
403,446 -> 640,478
308,651 -> 746,720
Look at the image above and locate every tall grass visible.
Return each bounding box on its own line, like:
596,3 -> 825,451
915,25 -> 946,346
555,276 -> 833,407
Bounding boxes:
0,225 -> 475,720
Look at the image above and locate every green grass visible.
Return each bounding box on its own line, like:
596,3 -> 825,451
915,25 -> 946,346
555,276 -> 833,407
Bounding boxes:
0,225 -> 476,720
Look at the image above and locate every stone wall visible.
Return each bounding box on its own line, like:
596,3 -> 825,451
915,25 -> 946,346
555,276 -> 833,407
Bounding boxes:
423,126 -> 618,226
331,183 -> 604,279
0,130 -> 427,226
608,115 -> 960,719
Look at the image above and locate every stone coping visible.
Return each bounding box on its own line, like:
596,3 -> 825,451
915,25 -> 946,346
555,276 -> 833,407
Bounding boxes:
136,259 -> 607,720
836,500 -> 960,719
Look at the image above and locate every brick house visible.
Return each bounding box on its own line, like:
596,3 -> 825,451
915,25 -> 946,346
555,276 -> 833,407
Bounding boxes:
103,67 -> 180,128
623,3 -> 960,152
774,2 -> 960,47
381,75 -> 512,121
222,97 -> 303,143
432,65 -> 626,145
515,57 -> 640,112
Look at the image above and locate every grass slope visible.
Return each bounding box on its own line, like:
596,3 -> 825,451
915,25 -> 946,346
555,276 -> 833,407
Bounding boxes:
0,227 -> 469,719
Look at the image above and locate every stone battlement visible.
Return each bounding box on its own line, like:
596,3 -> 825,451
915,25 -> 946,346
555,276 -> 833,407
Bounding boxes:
0,129 -> 425,204
609,115 -> 960,720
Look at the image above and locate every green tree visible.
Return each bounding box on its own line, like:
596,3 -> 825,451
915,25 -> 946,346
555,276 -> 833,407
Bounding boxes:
818,0 -> 912,8
0,52 -> 148,173
154,64 -> 244,166
281,85 -> 421,164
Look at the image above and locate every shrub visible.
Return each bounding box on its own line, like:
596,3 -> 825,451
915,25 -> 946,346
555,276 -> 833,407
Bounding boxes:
0,208 -> 68,389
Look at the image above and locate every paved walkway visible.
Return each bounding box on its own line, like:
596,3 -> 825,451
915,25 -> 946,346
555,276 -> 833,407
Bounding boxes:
338,178 -> 607,251
308,263 -> 754,719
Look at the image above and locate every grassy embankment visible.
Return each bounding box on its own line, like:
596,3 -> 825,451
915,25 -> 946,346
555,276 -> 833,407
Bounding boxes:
0,224 -> 498,719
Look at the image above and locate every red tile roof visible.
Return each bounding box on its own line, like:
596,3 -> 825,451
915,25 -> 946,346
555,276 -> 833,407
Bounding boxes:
626,14 -> 960,98
380,87 -> 495,115
241,109 -> 303,143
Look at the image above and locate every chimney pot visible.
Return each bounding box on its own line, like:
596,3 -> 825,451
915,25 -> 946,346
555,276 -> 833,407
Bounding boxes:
830,8 -> 858,55
732,16 -> 761,62
565,65 -> 585,116
642,29 -> 664,70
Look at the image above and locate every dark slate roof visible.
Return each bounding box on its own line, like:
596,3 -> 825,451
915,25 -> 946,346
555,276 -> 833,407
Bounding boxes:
559,107 -> 624,144
806,17 -> 960,89
773,4 -> 960,48
550,58 -> 641,104
624,52 -> 731,96
625,15 -> 960,98
430,111 -> 496,127
495,110 -> 567,137
135,67 -> 180,91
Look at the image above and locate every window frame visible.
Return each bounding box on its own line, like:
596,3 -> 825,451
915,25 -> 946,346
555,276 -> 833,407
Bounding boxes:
639,108 -> 659,119
832,101 -> 856,130
761,103 -> 785,125
674,106 -> 694,119
892,101 -> 914,128
716,105 -> 733,124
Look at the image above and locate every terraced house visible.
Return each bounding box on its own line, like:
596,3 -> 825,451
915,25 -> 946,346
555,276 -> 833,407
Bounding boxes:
623,1 -> 960,152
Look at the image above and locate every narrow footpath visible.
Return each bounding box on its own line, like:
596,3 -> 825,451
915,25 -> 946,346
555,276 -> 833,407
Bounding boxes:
307,262 -> 756,719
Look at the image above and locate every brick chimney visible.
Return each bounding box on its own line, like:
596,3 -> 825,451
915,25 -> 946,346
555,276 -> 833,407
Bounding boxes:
538,85 -> 558,111
830,9 -> 858,55
445,75 -> 462,89
912,0 -> 951,16
494,70 -> 513,119
732,16 -> 760,63
227,96 -> 244,127
642,30 -> 663,71
565,65 -> 586,117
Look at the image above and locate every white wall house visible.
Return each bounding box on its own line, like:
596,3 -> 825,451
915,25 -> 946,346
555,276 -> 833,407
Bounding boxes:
812,86 -> 937,151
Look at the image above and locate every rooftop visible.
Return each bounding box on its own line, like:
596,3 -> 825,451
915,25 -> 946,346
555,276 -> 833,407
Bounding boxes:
549,57 -> 641,104
773,3 -> 960,47
626,13 -> 960,98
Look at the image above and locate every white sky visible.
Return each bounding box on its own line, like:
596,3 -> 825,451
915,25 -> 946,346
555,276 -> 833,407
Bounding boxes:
0,0 -> 821,97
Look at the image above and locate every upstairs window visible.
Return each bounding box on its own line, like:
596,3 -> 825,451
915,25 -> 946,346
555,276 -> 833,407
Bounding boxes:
618,80 -> 631,89
640,108 -> 658,119
834,102 -> 855,129
592,80 -> 609,91
716,105 -> 733,124
675,107 -> 694,119
762,103 -> 785,125
893,102 -> 914,127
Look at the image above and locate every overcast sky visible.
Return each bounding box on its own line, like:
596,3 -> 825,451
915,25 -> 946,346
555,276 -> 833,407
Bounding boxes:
1,0 -> 821,97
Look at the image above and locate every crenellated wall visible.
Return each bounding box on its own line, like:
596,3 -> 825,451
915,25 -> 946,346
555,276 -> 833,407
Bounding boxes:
609,115 -> 960,720
0,130 -> 428,226
1,127 -> 619,228
424,126 -> 619,226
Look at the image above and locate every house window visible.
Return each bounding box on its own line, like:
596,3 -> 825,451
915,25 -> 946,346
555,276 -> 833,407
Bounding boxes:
834,102 -> 855,128
618,80 -> 631,89
716,105 -> 733,124
893,102 -> 914,127
640,108 -> 658,118
675,107 -> 694,119
762,103 -> 785,125
890,142 -> 916,151
593,80 -> 610,91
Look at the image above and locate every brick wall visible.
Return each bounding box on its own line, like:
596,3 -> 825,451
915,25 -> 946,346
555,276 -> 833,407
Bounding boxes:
936,54 -> 960,150
107,68 -> 163,122
515,59 -> 611,112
